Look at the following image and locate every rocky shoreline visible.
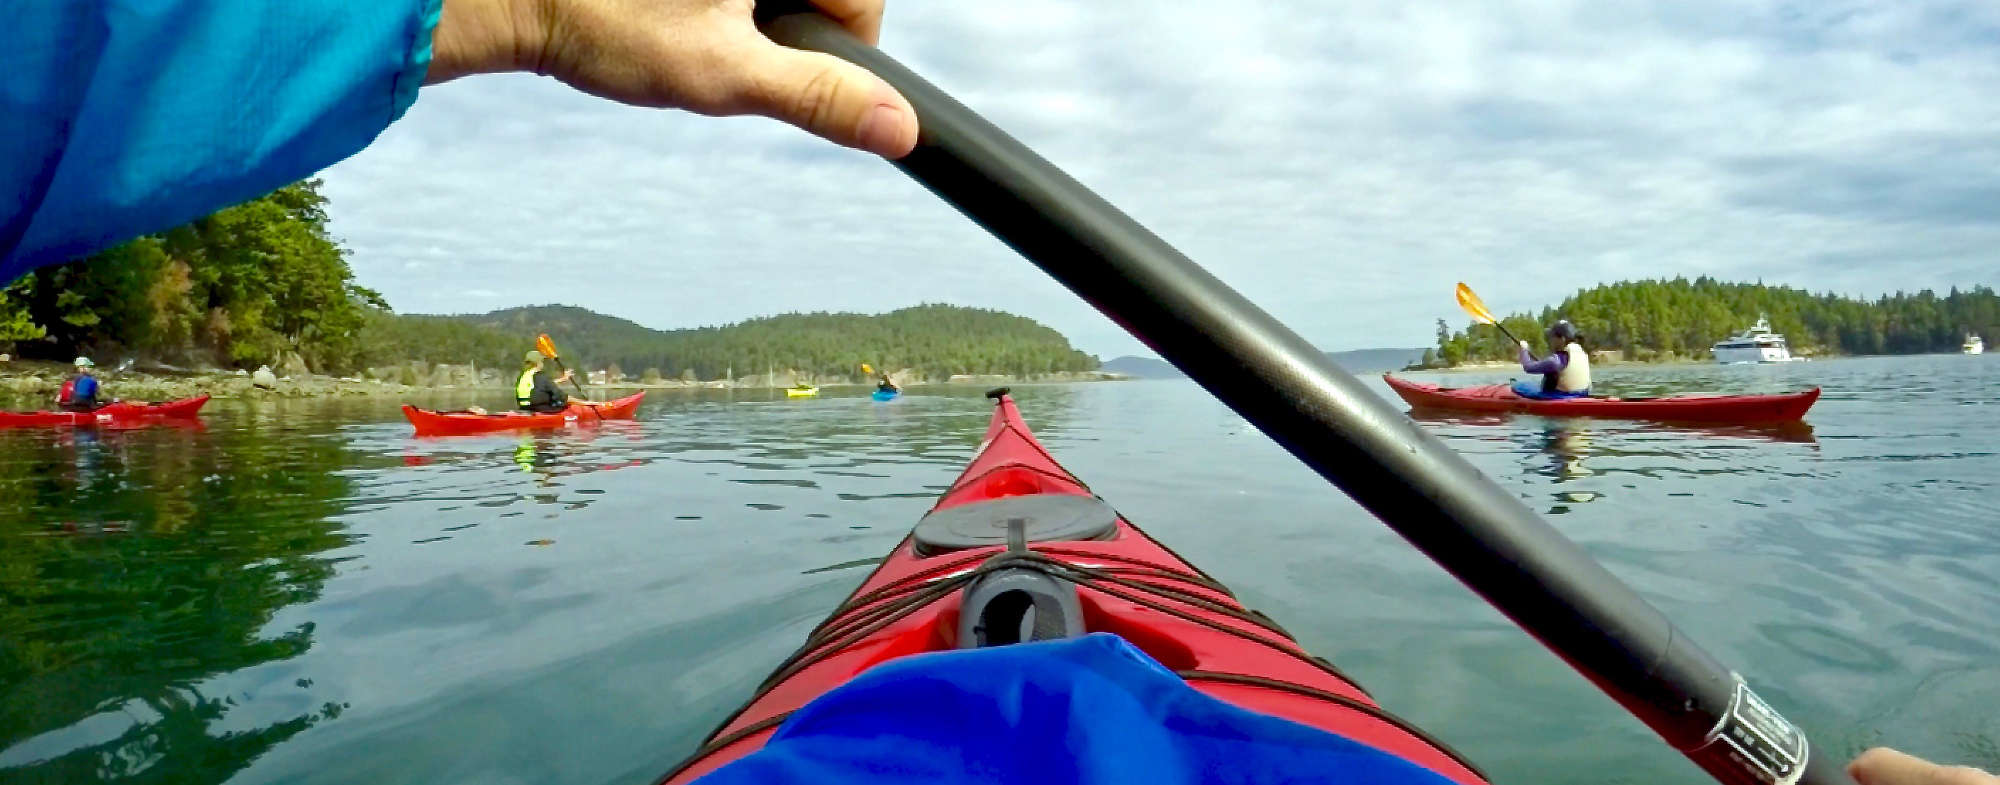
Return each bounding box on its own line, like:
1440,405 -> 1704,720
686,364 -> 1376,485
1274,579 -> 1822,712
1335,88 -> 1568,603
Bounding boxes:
0,360 -> 1130,402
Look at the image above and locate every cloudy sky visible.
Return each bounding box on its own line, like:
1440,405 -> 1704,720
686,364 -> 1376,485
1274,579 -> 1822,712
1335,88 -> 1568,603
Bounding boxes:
319,0 -> 2000,357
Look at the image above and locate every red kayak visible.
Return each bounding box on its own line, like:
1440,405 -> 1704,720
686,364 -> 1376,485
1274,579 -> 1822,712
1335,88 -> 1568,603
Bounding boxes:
1382,374 -> 1819,423
0,395 -> 209,427
663,389 -> 1487,785
401,391 -> 646,436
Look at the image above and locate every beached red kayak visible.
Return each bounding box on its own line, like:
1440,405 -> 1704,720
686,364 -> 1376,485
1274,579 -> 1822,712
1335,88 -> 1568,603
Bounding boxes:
663,389 -> 1487,785
0,395 -> 210,427
1382,374 -> 1819,423
401,391 -> 646,436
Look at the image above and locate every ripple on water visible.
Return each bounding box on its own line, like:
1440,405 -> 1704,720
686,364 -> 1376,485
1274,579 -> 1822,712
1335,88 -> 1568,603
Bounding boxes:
0,365 -> 1994,785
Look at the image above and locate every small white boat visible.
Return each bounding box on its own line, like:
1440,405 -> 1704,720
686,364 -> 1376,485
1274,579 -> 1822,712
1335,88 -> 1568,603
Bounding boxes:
1966,334 -> 1985,355
1711,314 -> 1800,364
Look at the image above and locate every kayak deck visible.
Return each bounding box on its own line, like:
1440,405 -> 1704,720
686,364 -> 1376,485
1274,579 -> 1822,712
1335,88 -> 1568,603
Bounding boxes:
0,395 -> 210,426
1382,374 -> 1820,423
663,390 -> 1486,785
401,391 -> 645,436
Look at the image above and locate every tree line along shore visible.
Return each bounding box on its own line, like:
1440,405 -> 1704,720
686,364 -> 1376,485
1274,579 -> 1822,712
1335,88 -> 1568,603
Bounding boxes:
9,180 -> 1990,386
1414,278 -> 1998,369
0,358 -> 1128,403
0,180 -> 1111,399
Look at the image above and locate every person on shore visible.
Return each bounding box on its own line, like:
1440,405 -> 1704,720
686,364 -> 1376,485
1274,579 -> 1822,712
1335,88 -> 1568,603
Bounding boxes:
1,3 -> 1989,782
1512,320 -> 1590,400
517,351 -> 592,413
57,357 -> 104,412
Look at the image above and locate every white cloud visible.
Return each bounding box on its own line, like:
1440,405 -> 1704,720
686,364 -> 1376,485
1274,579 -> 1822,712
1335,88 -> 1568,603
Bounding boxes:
320,0 -> 2000,355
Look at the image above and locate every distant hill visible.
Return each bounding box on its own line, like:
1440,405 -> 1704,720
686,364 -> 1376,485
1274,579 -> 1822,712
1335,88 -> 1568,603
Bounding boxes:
358,303 -> 1099,381
1326,348 -> 1430,373
1099,347 -> 1429,379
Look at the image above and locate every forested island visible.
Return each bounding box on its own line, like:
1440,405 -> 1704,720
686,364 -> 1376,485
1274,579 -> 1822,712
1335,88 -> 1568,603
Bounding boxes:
0,180 -> 1105,394
1421,278 -> 1999,367
0,180 -> 383,373
360,303 -> 1101,385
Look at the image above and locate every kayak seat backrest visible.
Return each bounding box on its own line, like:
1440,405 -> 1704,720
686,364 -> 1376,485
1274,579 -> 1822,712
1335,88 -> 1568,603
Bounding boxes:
957,568 -> 1085,647
911,494 -> 1119,556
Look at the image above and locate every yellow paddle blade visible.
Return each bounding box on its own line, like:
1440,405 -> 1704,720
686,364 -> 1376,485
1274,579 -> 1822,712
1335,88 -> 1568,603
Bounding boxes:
861,363 -> 874,375
535,334 -> 559,359
1455,282 -> 1500,325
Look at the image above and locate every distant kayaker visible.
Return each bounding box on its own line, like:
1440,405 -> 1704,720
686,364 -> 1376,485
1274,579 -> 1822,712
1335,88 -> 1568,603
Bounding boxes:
517,351 -> 594,413
877,374 -> 899,394
1512,320 -> 1590,399
56,357 -> 103,412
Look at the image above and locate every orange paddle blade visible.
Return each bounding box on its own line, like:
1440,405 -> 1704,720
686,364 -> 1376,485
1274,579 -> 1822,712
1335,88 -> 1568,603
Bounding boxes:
1455,282 -> 1499,325
536,334 -> 559,359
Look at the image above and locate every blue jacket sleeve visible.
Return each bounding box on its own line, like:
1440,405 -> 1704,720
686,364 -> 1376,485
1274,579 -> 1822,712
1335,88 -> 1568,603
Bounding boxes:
2,0 -> 443,280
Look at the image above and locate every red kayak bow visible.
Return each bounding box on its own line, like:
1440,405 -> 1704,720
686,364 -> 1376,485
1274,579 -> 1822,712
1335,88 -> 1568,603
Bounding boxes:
663,390 -> 1487,785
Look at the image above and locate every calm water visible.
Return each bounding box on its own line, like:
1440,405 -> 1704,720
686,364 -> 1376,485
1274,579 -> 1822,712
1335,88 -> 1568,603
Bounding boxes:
1,354 -> 1995,784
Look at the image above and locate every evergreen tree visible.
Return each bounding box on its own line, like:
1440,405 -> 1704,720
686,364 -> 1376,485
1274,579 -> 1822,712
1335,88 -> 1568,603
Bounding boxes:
0,180 -> 381,372
1429,278 -> 2000,365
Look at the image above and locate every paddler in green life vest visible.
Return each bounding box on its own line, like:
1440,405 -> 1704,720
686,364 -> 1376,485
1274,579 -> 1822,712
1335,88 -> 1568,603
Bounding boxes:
517,350 -> 595,413
1512,320 -> 1591,400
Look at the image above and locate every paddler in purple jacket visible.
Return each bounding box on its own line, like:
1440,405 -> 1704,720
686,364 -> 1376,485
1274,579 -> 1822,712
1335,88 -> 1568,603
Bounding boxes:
1511,320 -> 1591,399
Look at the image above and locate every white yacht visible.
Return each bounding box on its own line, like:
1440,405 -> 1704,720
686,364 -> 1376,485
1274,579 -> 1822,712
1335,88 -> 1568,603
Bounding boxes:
1966,334 -> 1985,355
1711,314 -> 1796,364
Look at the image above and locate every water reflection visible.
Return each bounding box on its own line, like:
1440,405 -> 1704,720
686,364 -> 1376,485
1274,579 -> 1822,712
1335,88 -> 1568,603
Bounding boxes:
1,367 -> 1995,785
1537,422 -> 1594,481
397,423 -> 650,479
1399,410 -> 1820,518
506,425 -> 649,481
1404,409 -> 1819,446
0,419 -> 369,781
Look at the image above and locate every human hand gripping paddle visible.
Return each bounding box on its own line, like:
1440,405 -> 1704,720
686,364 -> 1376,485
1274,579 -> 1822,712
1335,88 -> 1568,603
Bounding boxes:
536,334 -> 600,422
753,5 -> 1848,784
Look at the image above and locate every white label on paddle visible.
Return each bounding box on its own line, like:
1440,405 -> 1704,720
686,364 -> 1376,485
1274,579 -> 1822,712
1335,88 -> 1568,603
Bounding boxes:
1697,675 -> 1807,785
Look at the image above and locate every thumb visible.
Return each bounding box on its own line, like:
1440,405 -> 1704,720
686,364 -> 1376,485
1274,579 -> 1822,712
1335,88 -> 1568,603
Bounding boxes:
1851,748 -> 1999,785
736,42 -> 917,158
